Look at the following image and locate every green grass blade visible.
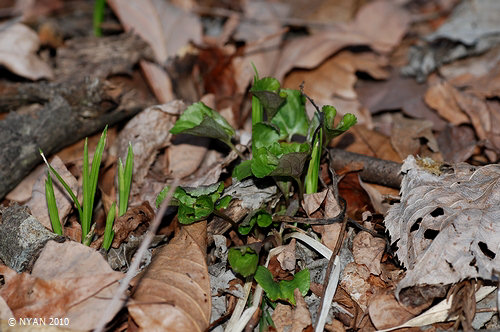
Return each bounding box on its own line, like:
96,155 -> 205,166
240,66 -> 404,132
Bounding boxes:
119,143 -> 134,216
102,202 -> 116,250
45,171 -> 62,235
118,158 -> 125,216
93,0 -> 106,37
305,128 -> 322,194
40,150 -> 82,221
83,126 -> 108,243
82,137 -> 90,240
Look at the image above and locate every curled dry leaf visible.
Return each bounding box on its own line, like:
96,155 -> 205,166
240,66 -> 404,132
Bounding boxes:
339,262 -> 385,312
128,227 -> 211,331
385,156 -> 500,296
0,241 -> 123,331
0,23 -> 53,80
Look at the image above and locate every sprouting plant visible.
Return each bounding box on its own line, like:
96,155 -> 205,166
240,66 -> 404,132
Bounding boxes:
118,143 -> 134,216
93,0 -> 106,37
41,127 -> 107,245
44,170 -> 62,235
102,144 -> 134,250
156,182 -> 232,225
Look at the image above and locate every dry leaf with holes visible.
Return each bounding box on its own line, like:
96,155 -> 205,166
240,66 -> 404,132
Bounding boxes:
385,156 -> 500,297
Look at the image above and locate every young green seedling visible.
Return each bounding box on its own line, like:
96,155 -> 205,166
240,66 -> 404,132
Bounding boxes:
118,143 -> 134,216
40,126 -> 108,245
93,0 -> 106,37
44,170 -> 62,235
102,201 -> 115,250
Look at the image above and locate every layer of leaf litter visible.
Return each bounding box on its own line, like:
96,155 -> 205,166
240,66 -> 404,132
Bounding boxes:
385,156 -> 500,295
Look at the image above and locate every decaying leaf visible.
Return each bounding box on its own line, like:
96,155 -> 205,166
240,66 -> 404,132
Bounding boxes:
0,241 -> 123,331
0,23 -> 53,80
128,226 -> 211,331
385,156 -> 500,296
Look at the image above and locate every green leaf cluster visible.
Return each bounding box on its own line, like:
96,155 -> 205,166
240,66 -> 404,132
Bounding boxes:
254,266 -> 310,305
228,246 -> 259,277
156,182 -> 230,224
238,209 -> 273,235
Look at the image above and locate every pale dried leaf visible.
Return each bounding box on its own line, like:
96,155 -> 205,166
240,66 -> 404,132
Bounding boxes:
111,101 -> 185,207
339,263 -> 373,311
232,1 -> 288,93
108,0 -> 201,62
368,290 -> 427,330
0,23 -> 53,80
424,81 -> 470,125
352,230 -> 385,275
291,289 -> 311,332
277,239 -> 296,271
0,241 -> 123,331
302,189 -> 328,216
274,0 -> 409,80
385,156 -> 500,296
128,227 -> 211,331
26,156 -> 78,230
272,303 -> 292,332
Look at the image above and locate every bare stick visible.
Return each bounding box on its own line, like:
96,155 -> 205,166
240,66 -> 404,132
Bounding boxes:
329,148 -> 402,188
94,179 -> 179,332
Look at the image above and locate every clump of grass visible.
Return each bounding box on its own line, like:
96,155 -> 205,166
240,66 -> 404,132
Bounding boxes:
41,127 -> 108,245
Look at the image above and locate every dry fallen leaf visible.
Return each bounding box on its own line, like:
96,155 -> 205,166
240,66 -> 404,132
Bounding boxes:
0,241 -> 123,331
352,228 -> 386,276
424,80 -> 470,125
274,0 -> 410,80
128,226 -> 211,331
108,0 -> 202,102
0,23 -> 53,80
385,156 -> 500,296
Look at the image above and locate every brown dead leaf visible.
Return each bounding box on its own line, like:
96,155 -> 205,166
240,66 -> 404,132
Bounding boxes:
338,125 -> 402,163
424,80 -> 469,125
108,0 -> 201,102
168,136 -> 210,179
26,156 -> 79,230
285,51 -> 389,102
352,228 -> 386,275
272,303 -> 292,332
340,262 -> 385,311
111,101 -> 185,207
274,0 -> 410,80
93,202 -> 155,249
291,289 -> 312,332
6,164 -> 44,203
302,189 -> 328,216
232,1 -> 288,94
368,290 -> 428,330
0,241 -> 123,331
452,89 -> 500,158
128,226 -> 211,331
437,125 -> 477,163
357,73 -> 448,131
390,113 -> 441,160
277,239 -> 296,272
0,23 -> 53,80
312,189 -> 343,252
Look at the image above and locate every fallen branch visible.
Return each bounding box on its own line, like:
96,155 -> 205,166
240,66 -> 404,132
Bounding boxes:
329,148 -> 402,188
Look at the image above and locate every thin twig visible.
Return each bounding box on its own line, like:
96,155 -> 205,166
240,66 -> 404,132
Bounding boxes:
94,179 -> 180,332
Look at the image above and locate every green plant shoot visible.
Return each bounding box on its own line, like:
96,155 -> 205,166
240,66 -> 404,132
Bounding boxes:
44,171 -> 62,235
82,127 -> 107,244
102,201 -> 115,250
251,63 -> 263,126
93,0 -> 106,37
118,143 -> 134,216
